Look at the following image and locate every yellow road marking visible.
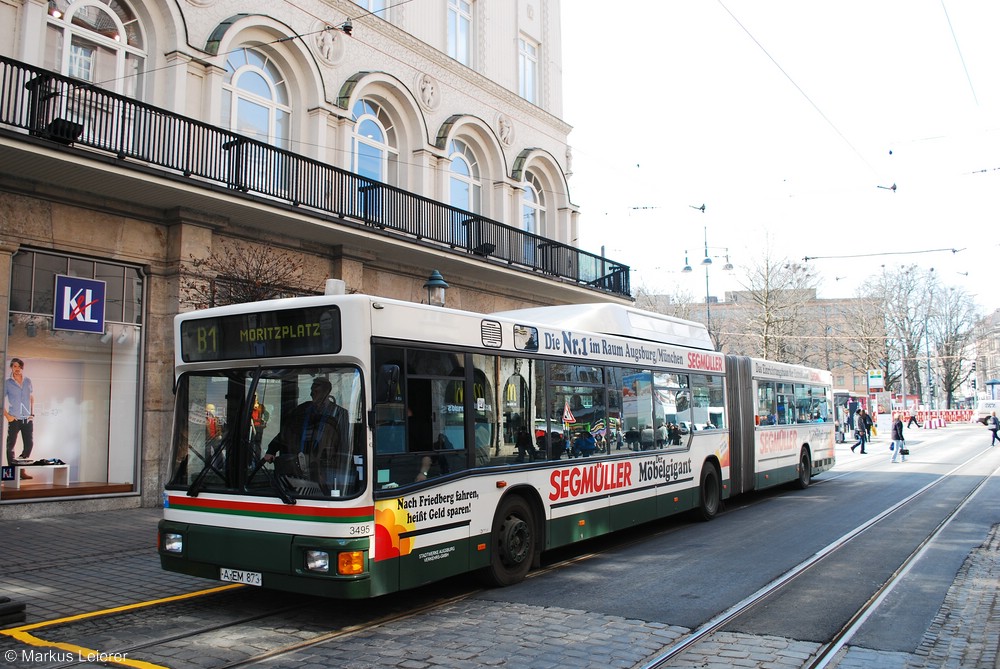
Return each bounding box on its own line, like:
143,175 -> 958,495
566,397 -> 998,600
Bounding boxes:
1,584 -> 242,669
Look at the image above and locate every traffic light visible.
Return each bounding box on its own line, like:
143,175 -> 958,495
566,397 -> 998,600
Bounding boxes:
972,362 -> 976,372
972,379 -> 977,389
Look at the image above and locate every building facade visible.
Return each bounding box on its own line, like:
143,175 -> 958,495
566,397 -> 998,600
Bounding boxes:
973,308 -> 1000,402
0,0 -> 631,516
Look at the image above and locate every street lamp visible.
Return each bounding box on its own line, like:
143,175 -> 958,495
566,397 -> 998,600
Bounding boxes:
423,270 -> 449,307
682,226 -> 733,330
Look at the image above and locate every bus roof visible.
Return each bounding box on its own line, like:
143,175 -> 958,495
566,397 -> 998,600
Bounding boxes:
492,303 -> 715,351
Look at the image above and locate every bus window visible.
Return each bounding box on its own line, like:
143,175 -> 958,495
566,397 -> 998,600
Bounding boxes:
500,356 -> 537,464
372,350 -> 406,456
472,355 -> 497,466
775,383 -> 794,425
621,370 -> 652,449
757,382 -> 776,425
372,346 -> 469,488
549,363 -> 603,385
533,359 -> 563,459
171,366 -> 364,499
812,386 -> 832,421
691,374 -> 725,429
551,384 -> 606,457
606,366 -> 623,451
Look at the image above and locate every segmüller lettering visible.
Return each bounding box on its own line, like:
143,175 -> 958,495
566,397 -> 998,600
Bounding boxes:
548,461 -> 633,501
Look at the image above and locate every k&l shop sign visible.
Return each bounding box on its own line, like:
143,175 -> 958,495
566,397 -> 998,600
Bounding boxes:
53,275 -> 106,334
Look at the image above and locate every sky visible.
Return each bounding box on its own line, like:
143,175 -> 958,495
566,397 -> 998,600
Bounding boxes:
560,1 -> 1000,313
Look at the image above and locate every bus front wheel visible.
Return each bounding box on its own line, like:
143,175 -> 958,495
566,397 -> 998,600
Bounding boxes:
483,495 -> 535,587
695,464 -> 721,522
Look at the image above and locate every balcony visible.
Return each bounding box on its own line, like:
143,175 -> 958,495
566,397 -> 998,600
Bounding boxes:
0,56 -> 630,299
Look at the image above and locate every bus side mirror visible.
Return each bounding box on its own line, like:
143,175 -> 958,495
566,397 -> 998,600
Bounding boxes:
376,364 -> 400,404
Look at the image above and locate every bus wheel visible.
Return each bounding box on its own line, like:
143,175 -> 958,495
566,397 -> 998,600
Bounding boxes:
795,448 -> 812,490
483,496 -> 535,587
695,464 -> 720,522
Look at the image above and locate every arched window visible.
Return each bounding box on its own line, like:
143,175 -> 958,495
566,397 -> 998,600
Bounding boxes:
352,99 -> 398,185
221,47 -> 291,150
522,172 -> 546,266
448,139 -> 481,246
45,0 -> 146,97
448,139 -> 481,213
522,171 -> 545,235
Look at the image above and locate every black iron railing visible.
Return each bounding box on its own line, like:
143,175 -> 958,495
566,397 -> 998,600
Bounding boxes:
0,56 -> 630,297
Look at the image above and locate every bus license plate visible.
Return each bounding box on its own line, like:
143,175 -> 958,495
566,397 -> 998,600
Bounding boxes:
220,568 -> 262,586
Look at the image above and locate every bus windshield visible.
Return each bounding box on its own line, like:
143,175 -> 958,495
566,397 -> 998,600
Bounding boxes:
167,366 -> 365,500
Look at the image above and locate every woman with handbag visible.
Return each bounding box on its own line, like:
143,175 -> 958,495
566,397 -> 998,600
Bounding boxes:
890,414 -> 907,463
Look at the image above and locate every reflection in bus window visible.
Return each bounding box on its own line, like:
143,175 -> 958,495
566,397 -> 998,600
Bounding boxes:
472,355 -> 497,466
501,357 -> 538,465
549,363 -> 604,384
795,384 -> 831,422
691,374 -> 726,429
757,382 -> 776,425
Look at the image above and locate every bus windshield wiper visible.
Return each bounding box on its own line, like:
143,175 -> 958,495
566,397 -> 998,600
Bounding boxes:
186,434 -> 229,497
247,456 -> 297,504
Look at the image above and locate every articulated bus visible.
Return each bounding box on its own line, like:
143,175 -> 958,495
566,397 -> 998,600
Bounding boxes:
158,293 -> 834,597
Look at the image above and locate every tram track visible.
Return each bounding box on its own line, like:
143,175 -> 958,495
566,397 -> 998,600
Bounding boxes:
15,487 -> 769,669
102,485 -> 838,668
639,444 -> 1000,669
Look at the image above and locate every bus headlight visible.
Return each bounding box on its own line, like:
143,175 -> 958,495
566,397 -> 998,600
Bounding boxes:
305,550 -> 330,573
337,551 -> 365,575
162,532 -> 183,553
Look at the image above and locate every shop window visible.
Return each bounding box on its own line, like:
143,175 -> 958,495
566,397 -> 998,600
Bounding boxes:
4,249 -> 144,499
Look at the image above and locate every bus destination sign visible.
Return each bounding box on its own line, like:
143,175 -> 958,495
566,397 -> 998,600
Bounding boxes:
180,306 -> 341,362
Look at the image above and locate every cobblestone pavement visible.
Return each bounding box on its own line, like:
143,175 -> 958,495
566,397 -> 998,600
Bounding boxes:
0,508 -> 997,668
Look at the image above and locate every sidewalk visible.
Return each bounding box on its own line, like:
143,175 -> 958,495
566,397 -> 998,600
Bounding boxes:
0,507 -> 199,624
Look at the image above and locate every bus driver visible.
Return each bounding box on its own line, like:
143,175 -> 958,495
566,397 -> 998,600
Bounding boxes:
263,378 -> 349,487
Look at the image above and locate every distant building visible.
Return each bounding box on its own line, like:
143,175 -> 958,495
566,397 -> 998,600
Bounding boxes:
973,308 -> 1000,401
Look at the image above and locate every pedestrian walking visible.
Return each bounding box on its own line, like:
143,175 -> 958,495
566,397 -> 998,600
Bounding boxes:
989,411 -> 1000,446
890,414 -> 907,463
851,410 -> 868,453
907,412 -> 921,428
862,409 -> 874,440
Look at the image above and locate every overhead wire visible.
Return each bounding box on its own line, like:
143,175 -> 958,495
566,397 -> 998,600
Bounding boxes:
803,248 -> 964,262
715,0 -> 880,179
939,0 -> 978,105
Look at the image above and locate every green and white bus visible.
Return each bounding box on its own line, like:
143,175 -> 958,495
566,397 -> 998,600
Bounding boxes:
158,291 -> 834,597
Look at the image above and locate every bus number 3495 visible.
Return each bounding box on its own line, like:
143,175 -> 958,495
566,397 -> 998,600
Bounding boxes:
349,524 -> 372,536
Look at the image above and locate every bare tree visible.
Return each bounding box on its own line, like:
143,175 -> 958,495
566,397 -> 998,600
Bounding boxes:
872,265 -> 936,405
636,286 -> 700,321
725,246 -> 820,362
839,285 -> 892,392
929,285 -> 978,408
180,241 -> 318,309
